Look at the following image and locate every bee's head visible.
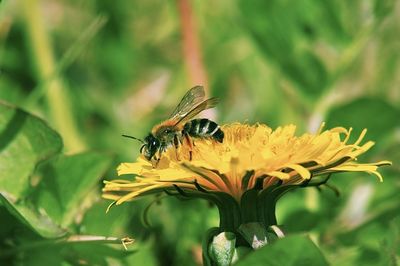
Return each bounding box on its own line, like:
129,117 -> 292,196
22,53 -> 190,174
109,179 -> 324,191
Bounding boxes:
142,134 -> 160,161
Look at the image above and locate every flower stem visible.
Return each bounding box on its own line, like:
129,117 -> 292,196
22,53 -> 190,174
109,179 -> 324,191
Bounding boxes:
21,0 -> 86,153
177,0 -> 209,91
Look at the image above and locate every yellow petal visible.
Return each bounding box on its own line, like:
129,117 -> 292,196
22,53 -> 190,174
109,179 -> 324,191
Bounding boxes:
286,164 -> 311,180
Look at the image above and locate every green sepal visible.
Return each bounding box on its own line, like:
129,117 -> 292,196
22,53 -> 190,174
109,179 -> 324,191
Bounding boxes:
258,183 -> 296,226
238,222 -> 268,249
240,189 -> 260,223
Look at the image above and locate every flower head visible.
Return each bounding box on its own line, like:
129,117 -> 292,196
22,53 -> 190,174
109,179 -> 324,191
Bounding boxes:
103,123 -> 390,231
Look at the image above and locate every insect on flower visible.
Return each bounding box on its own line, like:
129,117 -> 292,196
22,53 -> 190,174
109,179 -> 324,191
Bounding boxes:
123,86 -> 224,165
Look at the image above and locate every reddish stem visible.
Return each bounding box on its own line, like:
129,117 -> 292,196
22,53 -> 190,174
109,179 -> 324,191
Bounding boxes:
177,0 -> 209,94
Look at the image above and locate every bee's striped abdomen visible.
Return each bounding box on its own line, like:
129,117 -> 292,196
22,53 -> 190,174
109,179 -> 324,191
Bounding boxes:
183,118 -> 224,143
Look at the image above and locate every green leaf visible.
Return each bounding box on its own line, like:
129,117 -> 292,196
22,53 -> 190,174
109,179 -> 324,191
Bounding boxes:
4,236 -> 136,266
0,193 -> 66,238
64,242 -> 136,265
283,52 -> 328,96
0,101 -> 62,198
123,241 -> 157,266
0,79 -> 24,105
231,246 -> 252,264
239,0 -> 329,97
236,235 -> 329,266
373,0 -> 396,22
33,152 -> 113,227
80,201 -> 133,236
326,98 -> 400,143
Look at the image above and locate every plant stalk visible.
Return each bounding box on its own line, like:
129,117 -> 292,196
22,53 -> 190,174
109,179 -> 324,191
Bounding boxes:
21,0 -> 86,153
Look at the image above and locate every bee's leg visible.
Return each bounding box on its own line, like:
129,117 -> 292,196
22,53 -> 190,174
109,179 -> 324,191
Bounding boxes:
154,156 -> 161,168
184,133 -> 193,161
151,157 -> 158,168
173,135 -> 181,161
153,149 -> 163,168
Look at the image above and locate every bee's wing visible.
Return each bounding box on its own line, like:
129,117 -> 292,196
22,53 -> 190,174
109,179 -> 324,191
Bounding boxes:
174,97 -> 219,126
169,86 -> 206,120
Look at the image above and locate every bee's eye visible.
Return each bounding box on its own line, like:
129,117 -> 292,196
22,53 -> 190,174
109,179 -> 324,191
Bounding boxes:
164,129 -> 171,134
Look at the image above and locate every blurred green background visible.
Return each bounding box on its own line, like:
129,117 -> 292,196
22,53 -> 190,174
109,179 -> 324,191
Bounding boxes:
0,0 -> 399,265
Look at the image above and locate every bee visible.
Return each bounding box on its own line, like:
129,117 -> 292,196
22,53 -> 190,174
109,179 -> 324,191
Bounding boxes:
123,86 -> 224,164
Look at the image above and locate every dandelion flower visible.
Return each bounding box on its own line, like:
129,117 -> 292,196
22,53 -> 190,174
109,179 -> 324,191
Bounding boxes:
103,123 -> 390,233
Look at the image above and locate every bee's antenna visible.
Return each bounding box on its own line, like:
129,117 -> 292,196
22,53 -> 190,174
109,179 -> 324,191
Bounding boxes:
122,134 -> 145,143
